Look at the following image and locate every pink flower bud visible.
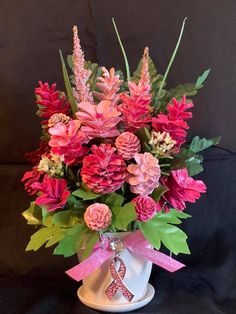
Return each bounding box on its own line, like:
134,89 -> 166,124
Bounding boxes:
133,195 -> 156,221
84,203 -> 112,231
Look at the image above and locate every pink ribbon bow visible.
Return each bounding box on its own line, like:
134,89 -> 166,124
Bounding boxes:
65,230 -> 185,281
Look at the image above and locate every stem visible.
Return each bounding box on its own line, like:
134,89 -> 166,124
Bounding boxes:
112,17 -> 131,81
158,17 -> 187,98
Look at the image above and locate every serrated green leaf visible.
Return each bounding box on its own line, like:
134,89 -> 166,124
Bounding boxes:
102,193 -> 124,210
195,68 -> 211,88
82,231 -> 99,260
151,185 -> 169,202
112,202 -> 136,231
186,154 -> 204,176
72,188 -> 102,201
22,202 -> 42,225
168,83 -> 201,100
169,208 -> 192,219
52,210 -> 81,227
59,50 -> 77,115
190,136 -> 221,153
53,224 -> 86,257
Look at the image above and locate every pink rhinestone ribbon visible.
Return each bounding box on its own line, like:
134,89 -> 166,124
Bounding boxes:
66,230 -> 185,282
105,256 -> 134,302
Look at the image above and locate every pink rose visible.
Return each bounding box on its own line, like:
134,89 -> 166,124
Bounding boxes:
84,203 -> 112,231
133,195 -> 156,221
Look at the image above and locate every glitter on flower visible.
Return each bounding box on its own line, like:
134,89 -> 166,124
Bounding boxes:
84,203 -> 112,231
152,96 -> 193,151
73,25 -> 92,103
32,175 -> 70,212
76,100 -> 121,138
21,167 -> 44,195
81,144 -> 127,194
93,67 -> 122,105
35,81 -> 70,118
133,195 -> 156,221
127,152 -> 161,195
48,113 -> 70,128
48,119 -> 88,165
149,131 -> 176,155
115,132 -> 141,160
157,168 -> 207,211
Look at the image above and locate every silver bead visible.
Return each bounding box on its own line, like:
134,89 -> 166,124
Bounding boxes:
109,238 -> 124,253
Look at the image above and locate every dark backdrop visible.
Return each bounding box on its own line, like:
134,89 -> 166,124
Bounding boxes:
0,1 -> 236,313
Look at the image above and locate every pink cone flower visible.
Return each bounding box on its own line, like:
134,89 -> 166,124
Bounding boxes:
157,168 -> 207,211
93,67 -> 122,105
49,119 -> 88,165
84,203 -> 112,231
133,195 -> 156,221
81,144 -> 127,194
115,132 -> 141,160
21,167 -> 44,195
35,81 -> 70,118
152,96 -> 193,151
127,152 -> 161,195
32,175 -> 70,211
76,100 -> 121,138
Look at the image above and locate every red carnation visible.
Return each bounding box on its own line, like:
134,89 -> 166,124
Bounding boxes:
157,168 -> 206,211
32,175 -> 70,211
21,167 -> 44,195
81,144 -> 127,194
35,81 -> 70,118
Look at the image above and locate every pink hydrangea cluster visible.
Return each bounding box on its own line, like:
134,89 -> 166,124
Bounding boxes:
84,203 -> 112,231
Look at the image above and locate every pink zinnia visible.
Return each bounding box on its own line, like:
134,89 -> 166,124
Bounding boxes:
133,195 -> 156,221
35,81 -> 70,118
21,167 -> 44,195
32,175 -> 70,212
81,144 -> 127,194
84,203 -> 112,231
152,96 -> 193,151
157,168 -> 207,211
115,132 -> 141,160
49,119 -> 88,165
76,100 -> 121,138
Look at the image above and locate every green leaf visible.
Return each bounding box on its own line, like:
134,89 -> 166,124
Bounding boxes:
53,224 -> 86,257
112,202 -> 136,230
186,154 -> 204,176
103,193 -> 124,210
189,136 -> 221,153
59,49 -> 77,115
151,185 -> 169,202
168,83 -> 201,100
22,202 -> 42,225
169,208 -> 192,219
195,68 -> 211,88
72,188 -> 102,201
139,212 -> 190,255
26,225 -> 64,251
82,231 -> 99,260
52,210 -> 81,227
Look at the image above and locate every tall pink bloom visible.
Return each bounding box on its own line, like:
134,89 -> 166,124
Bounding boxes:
35,81 -> 70,118
49,120 -> 88,165
73,25 -> 92,103
81,144 -> 127,194
127,152 -> 160,195
32,175 -> 70,212
152,96 -> 193,151
157,168 -> 207,211
93,67 -> 122,105
76,100 -> 121,138
118,47 -> 152,132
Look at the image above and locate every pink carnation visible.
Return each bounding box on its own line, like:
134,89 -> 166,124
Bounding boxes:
76,100 -> 121,138
133,195 -> 156,221
84,203 -> 112,231
48,119 -> 88,165
152,96 -> 193,151
32,175 -> 70,211
21,167 -> 44,195
157,168 -> 207,211
115,132 -> 141,160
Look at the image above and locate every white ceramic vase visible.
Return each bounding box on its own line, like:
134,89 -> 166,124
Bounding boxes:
77,232 -> 155,312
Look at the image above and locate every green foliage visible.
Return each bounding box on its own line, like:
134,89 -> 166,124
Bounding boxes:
102,193 -> 124,209
151,185 -> 169,202
168,83 -> 202,100
195,68 -> 211,88
189,136 -> 221,153
59,50 -> 77,115
139,209 -> 190,255
82,231 -> 99,260
112,202 -> 136,231
72,186 -> 102,201
52,210 -> 82,228
22,202 -> 42,225
132,56 -> 157,83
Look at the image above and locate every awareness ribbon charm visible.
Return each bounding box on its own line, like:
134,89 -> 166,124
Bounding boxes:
105,238 -> 134,302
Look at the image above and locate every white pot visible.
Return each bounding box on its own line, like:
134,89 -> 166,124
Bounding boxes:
77,232 -> 153,308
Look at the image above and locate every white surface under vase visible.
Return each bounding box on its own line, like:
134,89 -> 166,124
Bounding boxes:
77,232 -> 154,312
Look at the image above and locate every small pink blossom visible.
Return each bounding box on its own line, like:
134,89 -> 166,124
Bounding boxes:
133,195 -> 156,221
32,175 -> 70,211
157,168 -> 207,211
84,203 -> 112,231
115,132 -> 141,160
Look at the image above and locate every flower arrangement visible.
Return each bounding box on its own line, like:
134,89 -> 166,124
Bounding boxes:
22,19 -> 220,288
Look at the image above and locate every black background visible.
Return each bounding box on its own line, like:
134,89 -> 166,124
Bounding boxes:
0,1 -> 236,313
